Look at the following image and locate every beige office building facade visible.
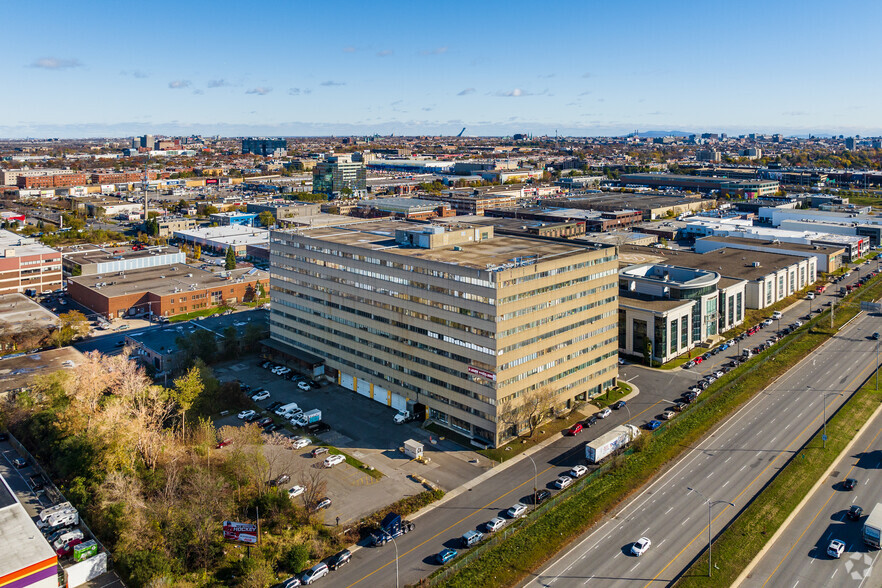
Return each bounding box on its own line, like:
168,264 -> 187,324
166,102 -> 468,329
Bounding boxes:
269,220 -> 619,447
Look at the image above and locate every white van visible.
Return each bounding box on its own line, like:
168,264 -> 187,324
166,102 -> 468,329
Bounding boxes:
302,562 -> 329,584
52,529 -> 84,551
274,402 -> 299,416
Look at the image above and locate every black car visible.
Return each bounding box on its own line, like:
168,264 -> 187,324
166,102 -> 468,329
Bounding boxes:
701,352 -> 712,360
843,478 -> 858,491
581,415 -> 598,428
328,549 -> 352,570
534,489 -> 551,505
257,416 -> 273,427
684,360 -> 696,369
848,505 -> 863,521
244,413 -> 260,423
307,422 -> 331,434
673,401 -> 688,411
263,423 -> 281,434
267,401 -> 283,411
269,473 -> 291,487
611,401 -> 627,410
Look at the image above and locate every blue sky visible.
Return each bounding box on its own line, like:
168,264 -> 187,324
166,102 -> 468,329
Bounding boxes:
4,0 -> 882,138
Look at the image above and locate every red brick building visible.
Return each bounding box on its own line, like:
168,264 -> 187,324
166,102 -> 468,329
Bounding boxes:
67,264 -> 269,320
90,171 -> 159,184
0,230 -> 62,295
17,173 -> 87,189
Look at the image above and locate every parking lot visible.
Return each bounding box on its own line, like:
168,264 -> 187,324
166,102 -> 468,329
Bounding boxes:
213,356 -> 492,525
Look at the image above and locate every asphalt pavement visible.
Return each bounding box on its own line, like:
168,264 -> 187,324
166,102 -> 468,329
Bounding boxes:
524,297 -> 882,587
739,404 -> 882,588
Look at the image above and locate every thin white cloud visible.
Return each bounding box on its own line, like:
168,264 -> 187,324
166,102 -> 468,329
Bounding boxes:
376,50 -> 394,57
168,80 -> 191,89
320,80 -> 345,86
497,88 -> 526,97
31,57 -> 82,70
192,89 -> 205,95
420,46 -> 448,55
457,88 -> 476,96
343,46 -> 356,53
207,79 -> 231,88
121,69 -> 149,78
246,87 -> 273,95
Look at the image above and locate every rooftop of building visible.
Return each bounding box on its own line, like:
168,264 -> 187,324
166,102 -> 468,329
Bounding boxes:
358,197 -> 449,210
545,193 -> 707,210
618,244 -> 814,281
0,476 -> 56,578
618,292 -> 693,312
621,263 -> 720,288
280,219 -> 605,271
0,294 -> 60,330
622,173 -> 778,186
173,225 -> 269,245
698,235 -> 847,254
0,347 -> 84,394
0,230 -> 59,258
63,245 -> 182,266
68,263 -> 267,298
128,309 -> 268,357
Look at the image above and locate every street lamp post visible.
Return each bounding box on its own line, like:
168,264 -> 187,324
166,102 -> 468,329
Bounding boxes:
687,487 -> 734,577
877,337 -> 879,391
818,388 -> 843,449
527,455 -> 538,510
390,535 -> 400,588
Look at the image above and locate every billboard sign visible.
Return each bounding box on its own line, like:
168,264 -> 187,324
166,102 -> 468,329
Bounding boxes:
222,520 -> 258,544
468,366 -> 496,381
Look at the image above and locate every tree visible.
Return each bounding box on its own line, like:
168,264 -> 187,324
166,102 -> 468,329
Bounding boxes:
520,387 -> 556,438
193,245 -> 201,260
298,467 -> 328,512
340,186 -> 353,197
51,310 -> 91,347
258,211 -> 276,227
202,205 -> 218,216
224,246 -> 236,270
171,367 -> 203,439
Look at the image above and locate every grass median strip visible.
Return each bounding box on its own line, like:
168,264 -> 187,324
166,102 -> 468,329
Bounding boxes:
430,277 -> 882,588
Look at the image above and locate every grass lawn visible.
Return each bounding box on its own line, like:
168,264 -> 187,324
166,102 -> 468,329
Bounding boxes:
591,382 -> 632,408
659,353 -> 695,370
169,305 -> 234,322
324,445 -> 384,480
429,272 -> 882,588
476,408 -> 589,464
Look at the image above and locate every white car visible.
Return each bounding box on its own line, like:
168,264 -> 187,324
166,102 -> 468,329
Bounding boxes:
661,410 -> 676,420
302,562 -> 329,584
251,390 -> 270,401
237,409 -> 256,420
290,437 -> 310,449
631,537 -> 651,556
569,465 -> 588,478
506,502 -> 528,518
484,517 -> 505,532
762,318 -> 774,326
287,485 -> 305,499
297,381 -> 311,391
596,407 -> 612,419
827,539 -> 845,559
554,475 -> 573,490
323,454 -> 345,468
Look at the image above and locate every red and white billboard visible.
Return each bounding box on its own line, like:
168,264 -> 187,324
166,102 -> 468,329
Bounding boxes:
468,366 -> 496,381
222,520 -> 258,544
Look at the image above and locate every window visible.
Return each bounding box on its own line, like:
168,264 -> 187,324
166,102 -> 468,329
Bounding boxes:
654,319 -> 666,360
633,319 -> 647,356
737,292 -> 742,321
670,319 -> 678,355
681,316 -> 689,348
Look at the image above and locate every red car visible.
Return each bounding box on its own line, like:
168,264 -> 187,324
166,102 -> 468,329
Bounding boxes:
215,438 -> 233,449
567,423 -> 583,436
56,538 -> 83,557
694,356 -> 703,364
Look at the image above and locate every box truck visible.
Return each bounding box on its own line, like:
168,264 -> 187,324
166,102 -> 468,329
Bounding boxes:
863,503 -> 882,549
585,424 -> 641,464
294,409 -> 321,427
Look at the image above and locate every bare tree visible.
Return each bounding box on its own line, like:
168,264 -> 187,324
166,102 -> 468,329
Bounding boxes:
520,387 -> 557,438
299,468 -> 327,512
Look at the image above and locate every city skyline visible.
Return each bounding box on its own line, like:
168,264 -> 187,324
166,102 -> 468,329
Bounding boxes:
5,0 -> 882,138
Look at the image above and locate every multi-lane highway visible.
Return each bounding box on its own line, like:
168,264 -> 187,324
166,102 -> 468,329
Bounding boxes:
526,305 -> 881,587
739,405 -> 882,588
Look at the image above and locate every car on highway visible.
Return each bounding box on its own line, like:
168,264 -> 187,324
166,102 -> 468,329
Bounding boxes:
288,485 -> 305,499
827,538 -> 845,559
323,454 -> 345,468
554,475 -> 573,489
507,502 -> 528,518
436,548 -> 458,564
631,537 -> 651,556
484,517 -> 506,532
567,423 -> 583,436
611,400 -> 627,410
291,437 -> 310,449
848,505 -> 863,521
237,409 -> 256,420
596,408 -> 612,419
644,420 -> 661,431
569,465 -> 588,478
251,390 -> 271,401
328,549 -> 352,570
843,477 -> 858,490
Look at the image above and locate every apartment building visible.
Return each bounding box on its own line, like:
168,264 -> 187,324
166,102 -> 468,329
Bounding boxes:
0,230 -> 62,295
269,220 -> 619,447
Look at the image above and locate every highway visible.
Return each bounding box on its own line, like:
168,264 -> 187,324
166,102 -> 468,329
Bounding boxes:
739,403 -> 882,588
525,307 -> 882,587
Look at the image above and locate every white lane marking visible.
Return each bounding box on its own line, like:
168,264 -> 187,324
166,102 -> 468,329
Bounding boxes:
722,480 -> 730,488
630,563 -> 639,572
681,517 -> 690,526
664,507 -> 673,515
740,465 -> 747,472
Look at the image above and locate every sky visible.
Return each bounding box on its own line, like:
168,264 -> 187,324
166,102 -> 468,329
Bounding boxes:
4,0 -> 882,139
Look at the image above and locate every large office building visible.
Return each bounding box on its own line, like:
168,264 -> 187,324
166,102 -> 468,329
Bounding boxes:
242,137 -> 287,157
0,230 -> 62,295
269,220 -> 619,447
312,154 -> 367,197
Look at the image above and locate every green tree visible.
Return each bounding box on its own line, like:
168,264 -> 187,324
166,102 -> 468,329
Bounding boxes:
202,205 -> 218,216
50,310 -> 91,347
258,211 -> 276,227
171,366 -> 203,439
224,246 -> 236,270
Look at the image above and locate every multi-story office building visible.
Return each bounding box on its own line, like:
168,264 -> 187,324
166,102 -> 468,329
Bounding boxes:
242,137 -> 287,157
269,220 -> 619,447
0,230 -> 62,295
312,154 -> 367,197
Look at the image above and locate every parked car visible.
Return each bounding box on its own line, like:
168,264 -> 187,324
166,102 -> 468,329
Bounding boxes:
435,548 -> 458,564
554,475 -> 573,489
288,485 -> 305,499
251,390 -> 271,402
301,562 -> 329,584
12,457 -> 27,469
661,410 -> 676,420
611,400 -> 627,410
267,401 -> 283,412
534,489 -> 551,504
56,537 -> 84,557
257,416 -> 273,427
313,497 -> 332,511
569,465 -> 588,478
323,454 -> 345,468
644,420 -> 661,431
270,473 -> 290,487
291,437 -> 310,449
631,537 -> 652,556
328,549 -> 352,570
237,409 -> 256,420
243,413 -> 260,423
484,517 -> 506,532
297,381 -> 311,391
263,423 -> 281,434
506,502 -> 528,518
581,415 -> 598,428
311,447 -> 329,457
567,423 -> 583,436
684,360 -> 696,369
273,577 -> 301,588
596,408 -> 612,419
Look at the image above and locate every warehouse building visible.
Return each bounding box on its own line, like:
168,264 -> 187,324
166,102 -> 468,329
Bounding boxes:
270,220 -> 619,447
0,475 -> 57,587
62,245 -> 185,276
173,225 -> 269,257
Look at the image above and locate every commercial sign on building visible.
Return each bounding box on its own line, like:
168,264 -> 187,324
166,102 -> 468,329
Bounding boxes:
222,520 -> 258,544
468,366 -> 496,381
